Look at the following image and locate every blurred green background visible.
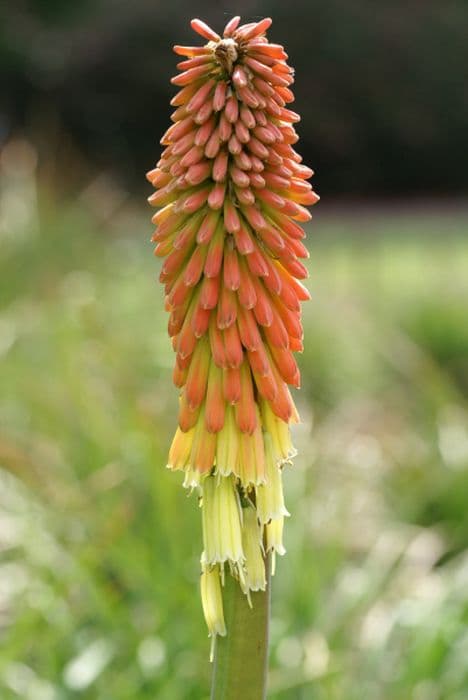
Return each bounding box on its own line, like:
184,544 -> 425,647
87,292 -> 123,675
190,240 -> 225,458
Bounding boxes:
1,2 -> 468,699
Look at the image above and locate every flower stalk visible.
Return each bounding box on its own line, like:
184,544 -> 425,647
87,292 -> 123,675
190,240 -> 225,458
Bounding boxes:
210,555 -> 271,699
146,13 -> 318,695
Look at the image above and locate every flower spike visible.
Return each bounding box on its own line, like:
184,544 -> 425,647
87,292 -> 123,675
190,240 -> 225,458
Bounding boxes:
147,16 -> 318,647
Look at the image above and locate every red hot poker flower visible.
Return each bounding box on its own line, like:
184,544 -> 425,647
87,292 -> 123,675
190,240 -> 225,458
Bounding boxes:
147,15 -> 318,652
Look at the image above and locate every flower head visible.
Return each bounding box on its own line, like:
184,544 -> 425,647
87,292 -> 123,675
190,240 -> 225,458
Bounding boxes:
147,15 -> 318,646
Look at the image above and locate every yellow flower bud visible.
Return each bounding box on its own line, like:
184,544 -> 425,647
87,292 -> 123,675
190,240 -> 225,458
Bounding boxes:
266,517 -> 286,556
237,406 -> 266,486
260,399 -> 297,466
202,475 -> 244,565
256,434 -> 290,525
167,426 -> 194,471
241,506 -> 266,599
215,406 -> 239,477
200,563 -> 226,660
265,516 -> 286,576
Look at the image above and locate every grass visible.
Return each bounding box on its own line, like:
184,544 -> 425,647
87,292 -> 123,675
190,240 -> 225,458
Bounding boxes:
1,190 -> 468,699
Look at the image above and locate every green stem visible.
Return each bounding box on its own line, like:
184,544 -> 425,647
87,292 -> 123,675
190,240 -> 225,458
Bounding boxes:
210,557 -> 271,700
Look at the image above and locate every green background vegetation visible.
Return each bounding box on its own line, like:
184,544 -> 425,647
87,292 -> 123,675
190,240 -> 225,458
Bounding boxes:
1,192 -> 467,698
1,1 -> 467,697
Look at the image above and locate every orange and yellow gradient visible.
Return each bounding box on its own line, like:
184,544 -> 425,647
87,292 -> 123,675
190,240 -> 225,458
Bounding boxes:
147,16 -> 318,653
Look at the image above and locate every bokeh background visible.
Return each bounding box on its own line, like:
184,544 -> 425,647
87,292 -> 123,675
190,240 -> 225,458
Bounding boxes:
1,2 -> 468,699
